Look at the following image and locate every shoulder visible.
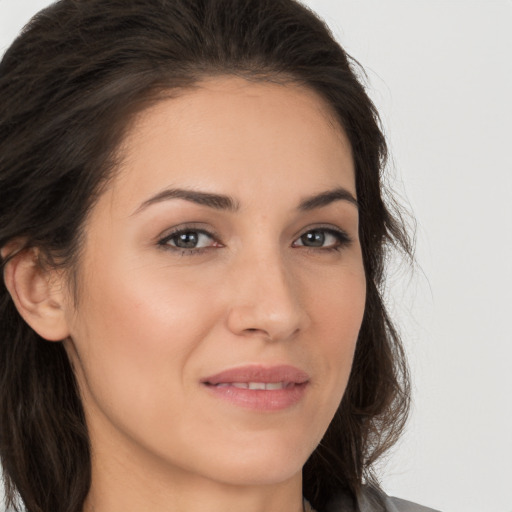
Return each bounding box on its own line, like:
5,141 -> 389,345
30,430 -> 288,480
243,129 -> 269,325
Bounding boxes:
359,486 -> 442,512
380,495 -> 442,512
324,486 -> 442,512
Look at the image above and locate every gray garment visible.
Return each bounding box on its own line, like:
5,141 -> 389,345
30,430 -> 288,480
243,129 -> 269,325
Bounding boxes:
379,495 -> 441,512
325,486 -> 441,512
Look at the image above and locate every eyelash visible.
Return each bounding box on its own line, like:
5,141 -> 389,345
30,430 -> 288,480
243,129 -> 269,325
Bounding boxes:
157,225 -> 352,256
157,226 -> 220,256
293,227 -> 352,252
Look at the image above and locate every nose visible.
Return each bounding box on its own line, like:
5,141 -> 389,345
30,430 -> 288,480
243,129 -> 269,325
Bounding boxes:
225,250 -> 310,342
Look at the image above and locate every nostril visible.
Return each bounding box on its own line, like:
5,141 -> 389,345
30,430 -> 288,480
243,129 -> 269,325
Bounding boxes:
241,327 -> 277,342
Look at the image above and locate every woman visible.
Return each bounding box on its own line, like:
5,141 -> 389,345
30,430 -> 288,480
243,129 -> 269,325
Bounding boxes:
0,1 -> 437,511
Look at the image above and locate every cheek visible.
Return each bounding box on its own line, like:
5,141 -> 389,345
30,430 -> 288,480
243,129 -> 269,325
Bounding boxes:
310,255 -> 366,338
314,266 -> 366,384
65,259 -> 218,425
80,250 -> 216,344
297,255 -> 365,399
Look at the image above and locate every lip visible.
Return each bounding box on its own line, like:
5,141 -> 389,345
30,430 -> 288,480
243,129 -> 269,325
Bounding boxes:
201,364 -> 310,411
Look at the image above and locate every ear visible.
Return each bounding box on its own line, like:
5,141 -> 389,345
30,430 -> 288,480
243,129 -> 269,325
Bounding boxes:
2,245 -> 71,341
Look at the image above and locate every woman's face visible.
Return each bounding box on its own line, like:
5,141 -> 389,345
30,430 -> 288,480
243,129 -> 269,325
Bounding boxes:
61,76 -> 366,488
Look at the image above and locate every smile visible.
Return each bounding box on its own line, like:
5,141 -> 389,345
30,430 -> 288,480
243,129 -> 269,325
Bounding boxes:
202,365 -> 309,411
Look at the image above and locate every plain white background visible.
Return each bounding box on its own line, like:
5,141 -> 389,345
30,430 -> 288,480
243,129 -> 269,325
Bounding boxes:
1,1 -> 511,512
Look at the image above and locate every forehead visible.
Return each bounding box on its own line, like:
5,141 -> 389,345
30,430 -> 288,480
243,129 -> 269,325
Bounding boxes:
105,76 -> 355,213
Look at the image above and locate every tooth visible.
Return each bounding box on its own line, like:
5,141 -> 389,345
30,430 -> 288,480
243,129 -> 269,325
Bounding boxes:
248,382 -> 266,390
218,382 -> 288,390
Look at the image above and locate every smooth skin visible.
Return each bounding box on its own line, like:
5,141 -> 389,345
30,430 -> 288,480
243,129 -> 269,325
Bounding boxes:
4,76 -> 366,512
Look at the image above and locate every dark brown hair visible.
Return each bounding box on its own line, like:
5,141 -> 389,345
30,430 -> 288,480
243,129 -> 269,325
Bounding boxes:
0,1 -> 411,511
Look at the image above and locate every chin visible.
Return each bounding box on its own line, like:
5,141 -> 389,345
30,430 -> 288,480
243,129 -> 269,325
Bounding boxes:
183,432 -> 315,487
203,458 -> 304,487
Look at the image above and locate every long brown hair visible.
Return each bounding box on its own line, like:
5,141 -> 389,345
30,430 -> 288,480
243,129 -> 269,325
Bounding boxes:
0,1 -> 411,511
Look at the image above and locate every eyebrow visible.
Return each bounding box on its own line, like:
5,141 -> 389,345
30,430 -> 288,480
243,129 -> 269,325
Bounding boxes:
298,187 -> 358,211
133,186 -> 357,215
133,188 -> 240,215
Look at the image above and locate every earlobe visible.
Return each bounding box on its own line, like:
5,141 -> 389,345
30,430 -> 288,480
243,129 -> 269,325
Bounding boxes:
2,246 -> 71,342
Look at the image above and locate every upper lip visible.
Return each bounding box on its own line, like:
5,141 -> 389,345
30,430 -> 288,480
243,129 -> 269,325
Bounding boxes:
201,364 -> 310,385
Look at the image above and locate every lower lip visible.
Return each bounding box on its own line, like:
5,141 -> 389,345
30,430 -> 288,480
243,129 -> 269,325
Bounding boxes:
203,383 -> 308,411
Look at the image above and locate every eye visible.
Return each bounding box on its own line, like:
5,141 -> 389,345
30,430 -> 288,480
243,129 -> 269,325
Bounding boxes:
158,228 -> 219,251
293,228 -> 351,250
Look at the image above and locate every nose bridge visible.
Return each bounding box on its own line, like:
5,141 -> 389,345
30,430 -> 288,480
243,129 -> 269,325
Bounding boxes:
226,242 -> 307,341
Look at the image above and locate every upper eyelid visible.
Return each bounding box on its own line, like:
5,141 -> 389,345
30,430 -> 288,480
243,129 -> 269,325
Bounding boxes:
158,223 -> 349,235
294,224 -> 352,240
158,224 -> 218,240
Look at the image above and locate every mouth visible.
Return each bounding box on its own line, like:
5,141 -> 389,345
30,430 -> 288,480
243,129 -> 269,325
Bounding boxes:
210,381 -> 298,390
201,365 -> 310,411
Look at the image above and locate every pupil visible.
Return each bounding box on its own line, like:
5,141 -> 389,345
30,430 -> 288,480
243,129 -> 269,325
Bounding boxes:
176,232 -> 198,248
302,230 -> 325,247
